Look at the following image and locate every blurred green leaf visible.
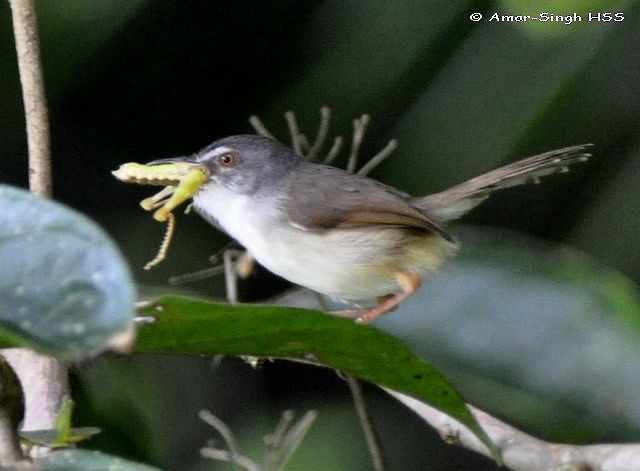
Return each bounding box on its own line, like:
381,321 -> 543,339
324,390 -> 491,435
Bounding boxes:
21,427 -> 100,447
570,140 -> 640,282
272,226 -> 640,441
41,449 -> 160,471
135,295 -> 498,458
260,0 -> 482,143
0,185 -> 135,356
497,0 -> 626,38
36,0 -> 148,98
54,396 -> 74,445
371,228 -> 640,440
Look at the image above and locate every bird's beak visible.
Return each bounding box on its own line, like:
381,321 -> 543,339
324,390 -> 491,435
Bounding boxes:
146,155 -> 199,165
114,150 -> 209,190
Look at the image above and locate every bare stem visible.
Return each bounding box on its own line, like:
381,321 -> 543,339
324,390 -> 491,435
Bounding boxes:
199,409 -> 261,471
6,0 -> 69,434
347,114 -> 370,173
306,106 -> 331,162
9,0 -> 52,198
387,389 -> 640,471
346,375 -> 386,471
266,410 -> 317,470
323,136 -> 343,165
357,139 -> 398,176
249,115 -> 276,140
284,111 -> 304,156
223,249 -> 243,305
1,349 -> 67,431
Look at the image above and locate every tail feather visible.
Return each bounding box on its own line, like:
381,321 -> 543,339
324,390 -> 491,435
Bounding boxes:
414,144 -> 593,222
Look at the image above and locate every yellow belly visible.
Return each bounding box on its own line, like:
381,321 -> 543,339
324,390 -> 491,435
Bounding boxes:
255,226 -> 458,301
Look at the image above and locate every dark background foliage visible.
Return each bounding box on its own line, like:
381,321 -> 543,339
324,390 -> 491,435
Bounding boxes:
1,1 -> 639,469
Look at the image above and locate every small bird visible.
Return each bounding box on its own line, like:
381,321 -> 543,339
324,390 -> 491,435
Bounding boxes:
149,136 -> 591,323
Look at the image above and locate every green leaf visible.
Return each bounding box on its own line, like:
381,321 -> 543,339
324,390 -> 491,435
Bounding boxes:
21,427 -> 101,447
0,185 -> 135,357
267,227 -> 640,441
135,296 -> 499,460
41,449 -> 160,471
20,396 -> 101,447
54,396 -> 74,445
372,228 -> 640,440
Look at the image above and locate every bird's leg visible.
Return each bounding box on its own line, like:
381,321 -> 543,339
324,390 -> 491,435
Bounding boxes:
222,248 -> 256,304
357,272 -> 422,324
235,251 -> 255,279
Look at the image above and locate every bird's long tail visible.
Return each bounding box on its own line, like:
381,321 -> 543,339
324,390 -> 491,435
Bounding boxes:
413,144 -> 593,222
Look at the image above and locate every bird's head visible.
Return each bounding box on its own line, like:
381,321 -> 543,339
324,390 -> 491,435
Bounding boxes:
148,134 -> 303,196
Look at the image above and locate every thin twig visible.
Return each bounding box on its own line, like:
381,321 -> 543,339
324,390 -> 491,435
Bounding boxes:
199,410 -> 243,460
264,410 -> 295,450
297,133 -> 309,155
266,410 -> 317,471
346,375 -> 386,471
264,410 -> 296,469
306,106 -> 331,162
323,136 -> 343,165
5,0 -> 69,437
9,0 -> 52,198
200,447 -> 261,471
199,412 -> 240,457
249,115 -> 276,140
347,114 -> 370,173
357,139 -> 398,176
284,111 -> 303,156
168,265 -> 226,285
223,249 -> 242,305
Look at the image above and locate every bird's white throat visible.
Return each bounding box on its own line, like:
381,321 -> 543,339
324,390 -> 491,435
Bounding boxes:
191,183 -> 406,300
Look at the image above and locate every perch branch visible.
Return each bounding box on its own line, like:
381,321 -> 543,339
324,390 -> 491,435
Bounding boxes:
387,389 -> 640,471
6,0 -> 69,435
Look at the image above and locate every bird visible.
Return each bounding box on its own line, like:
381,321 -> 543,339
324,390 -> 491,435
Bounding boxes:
147,135 -> 592,323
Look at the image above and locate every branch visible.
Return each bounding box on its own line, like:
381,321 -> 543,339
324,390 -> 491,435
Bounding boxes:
357,139 -> 398,176
9,0 -> 52,198
387,389 -> 640,471
347,114 -> 370,173
6,0 -> 69,435
200,408 -> 316,471
263,409 -> 317,470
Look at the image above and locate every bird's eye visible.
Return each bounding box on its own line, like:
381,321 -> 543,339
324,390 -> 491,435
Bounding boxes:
218,152 -> 238,167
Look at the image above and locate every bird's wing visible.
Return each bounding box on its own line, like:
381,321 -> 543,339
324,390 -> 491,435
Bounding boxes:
285,165 -> 453,242
414,144 -> 593,222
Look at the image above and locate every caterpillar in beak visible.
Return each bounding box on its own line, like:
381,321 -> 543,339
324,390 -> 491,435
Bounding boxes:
112,161 -> 209,269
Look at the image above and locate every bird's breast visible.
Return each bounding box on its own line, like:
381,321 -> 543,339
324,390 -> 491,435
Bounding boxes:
192,184 -> 455,300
